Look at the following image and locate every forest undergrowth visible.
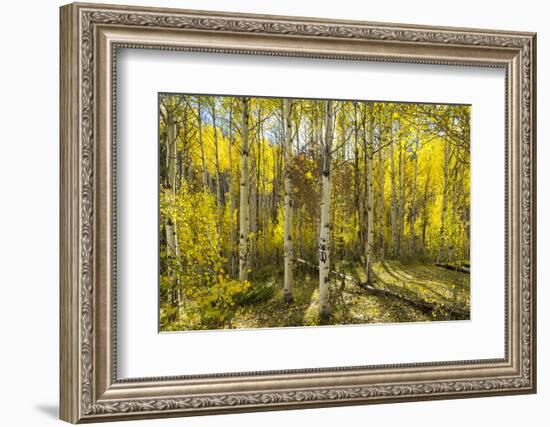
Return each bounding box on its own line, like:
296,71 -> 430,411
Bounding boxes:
223,260 -> 469,330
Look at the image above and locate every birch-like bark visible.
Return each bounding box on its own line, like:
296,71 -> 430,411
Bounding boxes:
353,102 -> 362,257
397,138 -> 405,258
437,139 -> 450,263
449,162 -> 462,262
261,126 -> 268,261
272,140 -> 282,224
239,97 -> 251,282
283,99 -> 294,303
228,102 -> 236,276
252,106 -> 262,266
166,114 -> 179,257
421,166 -> 432,252
164,112 -> 181,317
176,104 -> 188,188
377,115 -> 385,258
389,120 -> 398,258
409,137 -> 419,255
197,98 -> 208,189
365,105 -> 374,285
319,100 -> 334,320
210,99 -> 222,235
250,152 -> 257,266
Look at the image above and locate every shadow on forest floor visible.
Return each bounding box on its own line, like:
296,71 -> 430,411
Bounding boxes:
233,267 -> 319,328
231,259 -> 470,329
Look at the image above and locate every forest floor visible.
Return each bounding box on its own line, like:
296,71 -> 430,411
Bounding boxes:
232,259 -> 470,329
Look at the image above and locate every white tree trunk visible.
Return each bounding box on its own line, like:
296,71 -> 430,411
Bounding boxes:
353,102 -> 362,257
389,122 -> 398,258
197,98 -> 208,189
210,99 -> 222,235
421,166 -> 432,252
164,113 -> 181,317
249,152 -> 257,265
449,161 -> 462,262
438,140 -> 450,262
228,102 -> 236,276
261,124 -> 268,261
239,98 -> 251,282
253,107 -> 262,265
165,114 -> 179,257
397,140 -> 405,257
319,100 -> 334,320
365,107 -> 374,285
283,99 -> 294,303
377,124 -> 385,258
409,139 -> 419,255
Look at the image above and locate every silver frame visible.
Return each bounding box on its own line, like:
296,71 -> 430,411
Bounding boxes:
60,2 -> 536,423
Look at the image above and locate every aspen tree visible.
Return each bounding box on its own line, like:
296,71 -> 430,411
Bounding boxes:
210,98 -> 222,235
197,97 -> 208,189
409,135 -> 419,255
239,97 -> 251,282
389,117 -> 398,258
228,101 -> 236,276
164,107 -> 181,317
283,98 -> 294,302
397,138 -> 405,258
365,104 -> 374,285
353,102 -> 362,255
377,110 -> 386,258
438,138 -> 450,263
319,100 -> 334,320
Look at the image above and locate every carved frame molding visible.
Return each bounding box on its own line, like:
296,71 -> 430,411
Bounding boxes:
60,2 -> 536,423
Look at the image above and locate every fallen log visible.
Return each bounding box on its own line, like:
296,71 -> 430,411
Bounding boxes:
356,280 -> 469,319
296,258 -> 469,319
436,262 -> 470,274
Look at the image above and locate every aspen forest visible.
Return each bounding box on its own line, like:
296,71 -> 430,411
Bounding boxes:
159,94 -> 471,332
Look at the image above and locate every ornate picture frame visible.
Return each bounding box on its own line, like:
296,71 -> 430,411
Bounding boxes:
60,2 -> 536,423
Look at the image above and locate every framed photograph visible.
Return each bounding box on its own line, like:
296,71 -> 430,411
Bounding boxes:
60,2 -> 537,423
